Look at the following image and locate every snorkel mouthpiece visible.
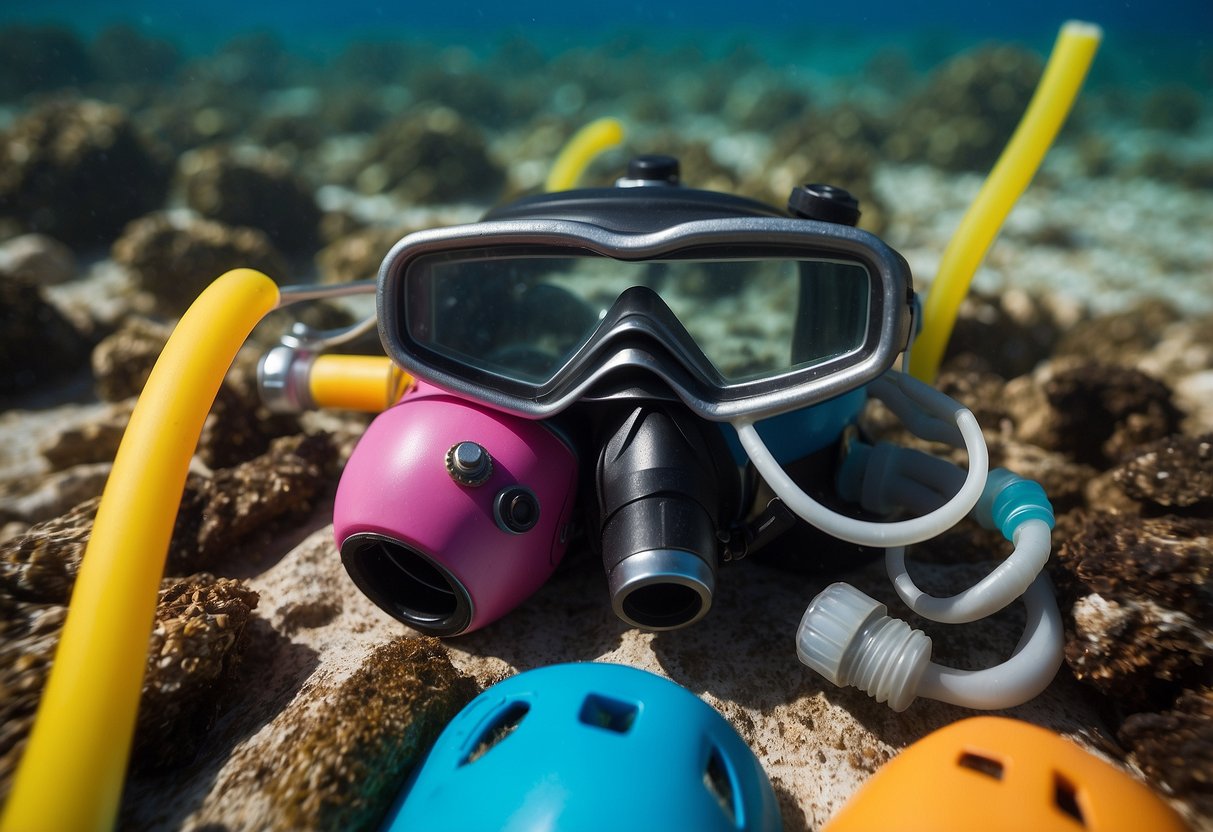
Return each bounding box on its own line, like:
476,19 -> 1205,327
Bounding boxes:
596,403 -> 738,630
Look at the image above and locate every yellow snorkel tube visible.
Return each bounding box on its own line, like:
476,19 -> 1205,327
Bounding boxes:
544,116 -> 626,191
2,269 -> 279,832
909,21 -> 1102,382
0,25 -> 1098,818
1,116 -> 626,832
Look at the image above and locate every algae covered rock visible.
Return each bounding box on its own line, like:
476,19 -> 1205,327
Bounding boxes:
1120,689 -> 1213,818
1007,360 -> 1184,467
253,637 -> 480,831
0,25 -> 95,100
89,316 -> 172,403
179,147 -> 322,255
884,45 -> 1045,171
169,432 -> 335,574
1109,433 -> 1213,511
0,496 -> 99,604
315,225 -> 409,285
356,106 -> 505,205
1053,511 -> 1213,710
112,213 -> 288,315
0,234 -> 77,286
0,274 -> 91,397
132,573 -> 260,770
0,99 -> 169,247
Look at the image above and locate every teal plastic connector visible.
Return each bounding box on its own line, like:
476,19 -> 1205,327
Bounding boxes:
973,469 -> 1055,540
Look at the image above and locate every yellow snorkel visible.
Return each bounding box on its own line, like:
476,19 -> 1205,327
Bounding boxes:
0,17 -> 1098,819
544,116 -> 626,191
909,21 -> 1102,382
0,116 -> 627,832
2,269 -> 279,832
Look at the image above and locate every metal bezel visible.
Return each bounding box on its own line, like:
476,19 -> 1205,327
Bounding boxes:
377,216 -> 912,422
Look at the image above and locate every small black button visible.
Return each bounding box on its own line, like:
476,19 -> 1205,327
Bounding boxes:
494,486 -> 540,534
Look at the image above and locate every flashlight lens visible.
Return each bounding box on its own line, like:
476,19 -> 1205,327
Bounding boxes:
340,533 -> 473,636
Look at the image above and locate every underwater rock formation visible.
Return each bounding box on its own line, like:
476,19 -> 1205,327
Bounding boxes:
0,25 -> 95,100
90,317 -> 172,403
1110,433 -> 1213,511
1120,688 -> 1213,818
169,432 -> 336,574
112,213 -> 288,316
316,226 -> 412,285
0,272 -> 91,397
179,147 -> 322,256
354,106 -> 505,205
0,235 -> 77,287
1054,507 -> 1212,709
0,100 -> 169,248
1005,360 -> 1185,467
940,290 -> 1070,379
883,45 -> 1044,171
228,637 -> 479,831
132,573 -> 260,770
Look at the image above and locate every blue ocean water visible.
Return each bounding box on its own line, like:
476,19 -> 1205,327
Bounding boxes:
2,0 -> 1211,60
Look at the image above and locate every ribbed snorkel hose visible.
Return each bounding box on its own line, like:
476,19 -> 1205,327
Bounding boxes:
1,269 -> 280,832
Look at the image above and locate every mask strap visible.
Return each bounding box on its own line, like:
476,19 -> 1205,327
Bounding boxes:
731,369 -> 988,548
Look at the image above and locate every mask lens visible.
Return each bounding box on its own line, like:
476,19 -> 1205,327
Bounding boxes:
404,248 -> 872,386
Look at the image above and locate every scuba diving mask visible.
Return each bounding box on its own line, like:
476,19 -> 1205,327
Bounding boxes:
263,156 -> 1061,712
377,161 -> 914,424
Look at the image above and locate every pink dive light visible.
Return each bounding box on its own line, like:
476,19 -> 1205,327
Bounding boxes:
334,381 -> 578,636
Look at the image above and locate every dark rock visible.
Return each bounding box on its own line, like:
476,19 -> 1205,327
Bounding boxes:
0,596 -> 63,797
884,45 -> 1045,172
0,275 -> 91,397
1110,434 -> 1213,511
0,99 -> 169,248
179,147 -> 321,255
1008,360 -> 1184,468
0,497 -> 98,605
256,637 -> 479,831
0,432 -> 335,596
934,368 -> 1015,434
1053,299 -> 1181,366
169,433 -> 336,574
112,213 -> 288,316
1053,511 -> 1213,709
356,107 -> 505,205
39,402 -> 133,471
0,25 -> 95,100
0,562 -> 257,796
196,380 -> 302,471
1133,151 -> 1213,191
131,573 -> 259,771
315,226 -> 409,285
0,463 -> 112,527
89,24 -> 181,85
90,317 -> 171,402
724,73 -> 813,132
1120,689 -> 1213,817
941,290 -> 1068,379
1141,84 -> 1205,133
0,234 -> 77,286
